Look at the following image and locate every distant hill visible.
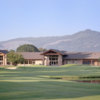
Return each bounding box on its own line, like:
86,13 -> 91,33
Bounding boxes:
0,29 -> 100,52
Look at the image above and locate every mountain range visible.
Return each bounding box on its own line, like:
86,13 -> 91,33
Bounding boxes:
0,29 -> 100,52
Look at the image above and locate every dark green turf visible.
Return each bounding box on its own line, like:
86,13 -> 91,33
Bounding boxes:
0,65 -> 100,100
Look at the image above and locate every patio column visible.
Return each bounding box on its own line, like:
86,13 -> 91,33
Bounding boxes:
46,56 -> 49,66
91,60 -> 93,65
4,55 -> 7,66
28,60 -> 30,65
44,56 -> 49,66
3,55 -> 5,66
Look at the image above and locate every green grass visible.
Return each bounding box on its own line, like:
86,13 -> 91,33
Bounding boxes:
0,65 -> 100,100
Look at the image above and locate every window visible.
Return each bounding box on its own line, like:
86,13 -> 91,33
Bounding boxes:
0,56 -> 3,60
0,62 -> 3,65
49,55 -> 58,66
83,60 -> 91,64
32,61 -> 35,64
25,60 -> 28,64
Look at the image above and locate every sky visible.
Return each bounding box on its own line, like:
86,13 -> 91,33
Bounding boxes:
0,0 -> 100,41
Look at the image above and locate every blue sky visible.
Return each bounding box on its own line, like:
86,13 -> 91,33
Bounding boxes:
0,0 -> 100,41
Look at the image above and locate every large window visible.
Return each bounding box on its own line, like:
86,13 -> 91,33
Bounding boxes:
83,60 -> 91,64
0,56 -> 3,60
49,55 -> 58,66
0,62 -> 3,65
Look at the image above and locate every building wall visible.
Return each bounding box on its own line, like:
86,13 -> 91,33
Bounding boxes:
21,59 -> 100,66
92,60 -> 100,66
44,56 -> 49,66
94,61 -> 98,66
35,60 -> 43,65
1,51 -> 100,66
44,55 -> 62,66
18,59 -> 43,66
58,55 -> 62,66
64,59 -> 100,66
64,59 -> 83,65
0,53 -> 7,66
82,59 -> 100,66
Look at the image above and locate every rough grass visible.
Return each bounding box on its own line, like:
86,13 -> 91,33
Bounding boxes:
0,65 -> 100,100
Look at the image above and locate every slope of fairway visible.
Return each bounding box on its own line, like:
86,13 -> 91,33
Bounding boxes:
0,65 -> 100,100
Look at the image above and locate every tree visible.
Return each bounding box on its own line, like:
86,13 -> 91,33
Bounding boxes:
16,44 -> 39,52
7,50 -> 24,65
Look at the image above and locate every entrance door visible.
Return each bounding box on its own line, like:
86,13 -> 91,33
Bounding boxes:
49,55 -> 58,66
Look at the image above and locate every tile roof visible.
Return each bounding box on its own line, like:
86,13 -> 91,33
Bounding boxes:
64,52 -> 100,59
0,50 -> 8,54
18,50 -> 100,60
18,52 -> 44,60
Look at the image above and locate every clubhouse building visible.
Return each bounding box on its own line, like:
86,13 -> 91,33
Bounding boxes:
0,49 -> 100,66
0,50 -> 8,66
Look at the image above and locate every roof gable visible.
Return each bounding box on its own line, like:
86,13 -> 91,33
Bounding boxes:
41,49 -> 66,55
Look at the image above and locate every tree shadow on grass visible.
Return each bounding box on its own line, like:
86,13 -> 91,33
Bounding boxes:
0,81 -> 100,100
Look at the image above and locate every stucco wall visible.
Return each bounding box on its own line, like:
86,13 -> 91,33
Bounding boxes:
0,53 -> 7,66
35,60 -> 43,65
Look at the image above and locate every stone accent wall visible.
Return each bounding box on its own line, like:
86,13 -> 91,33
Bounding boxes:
44,56 -> 49,66
58,55 -> 62,66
